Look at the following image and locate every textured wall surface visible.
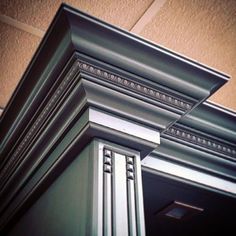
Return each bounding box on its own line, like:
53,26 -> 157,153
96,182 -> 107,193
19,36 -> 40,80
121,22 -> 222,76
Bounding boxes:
0,21 -> 40,107
0,0 -> 152,109
0,0 -> 235,111
0,0 -> 152,30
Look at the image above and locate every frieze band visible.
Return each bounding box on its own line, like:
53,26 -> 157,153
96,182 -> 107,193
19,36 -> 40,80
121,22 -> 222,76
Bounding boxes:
78,60 -> 193,112
165,126 -> 236,159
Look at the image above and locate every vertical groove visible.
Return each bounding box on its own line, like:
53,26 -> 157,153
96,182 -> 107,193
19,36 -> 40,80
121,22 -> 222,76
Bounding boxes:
104,172 -> 112,236
103,149 -> 113,236
134,155 -> 146,236
127,156 -> 137,236
127,179 -> 137,236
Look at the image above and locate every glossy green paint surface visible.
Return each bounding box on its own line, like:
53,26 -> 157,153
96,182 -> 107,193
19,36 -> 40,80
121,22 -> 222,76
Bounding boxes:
8,144 -> 92,236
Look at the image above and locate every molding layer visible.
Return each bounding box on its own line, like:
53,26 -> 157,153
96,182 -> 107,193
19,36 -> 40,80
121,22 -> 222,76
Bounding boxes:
151,138 -> 236,182
164,125 -> 236,160
162,101 -> 236,160
78,59 -> 193,112
158,102 -> 236,185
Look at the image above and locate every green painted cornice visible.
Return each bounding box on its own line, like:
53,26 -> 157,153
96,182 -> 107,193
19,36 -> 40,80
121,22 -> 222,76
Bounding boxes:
0,4 -> 235,233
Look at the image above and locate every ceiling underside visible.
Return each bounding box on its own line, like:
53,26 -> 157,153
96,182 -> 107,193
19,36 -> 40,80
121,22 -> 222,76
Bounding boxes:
0,0 -> 236,112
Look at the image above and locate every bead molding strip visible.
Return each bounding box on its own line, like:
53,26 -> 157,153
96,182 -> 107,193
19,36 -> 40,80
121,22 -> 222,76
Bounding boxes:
78,60 -> 193,112
0,60 -> 81,186
165,126 -> 236,159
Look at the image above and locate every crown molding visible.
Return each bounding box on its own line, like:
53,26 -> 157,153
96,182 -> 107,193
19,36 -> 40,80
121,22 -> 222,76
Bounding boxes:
0,4 -> 229,161
65,4 -> 229,100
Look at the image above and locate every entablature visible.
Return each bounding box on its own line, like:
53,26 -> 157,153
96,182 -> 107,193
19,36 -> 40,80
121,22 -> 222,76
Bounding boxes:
0,3 -> 235,233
